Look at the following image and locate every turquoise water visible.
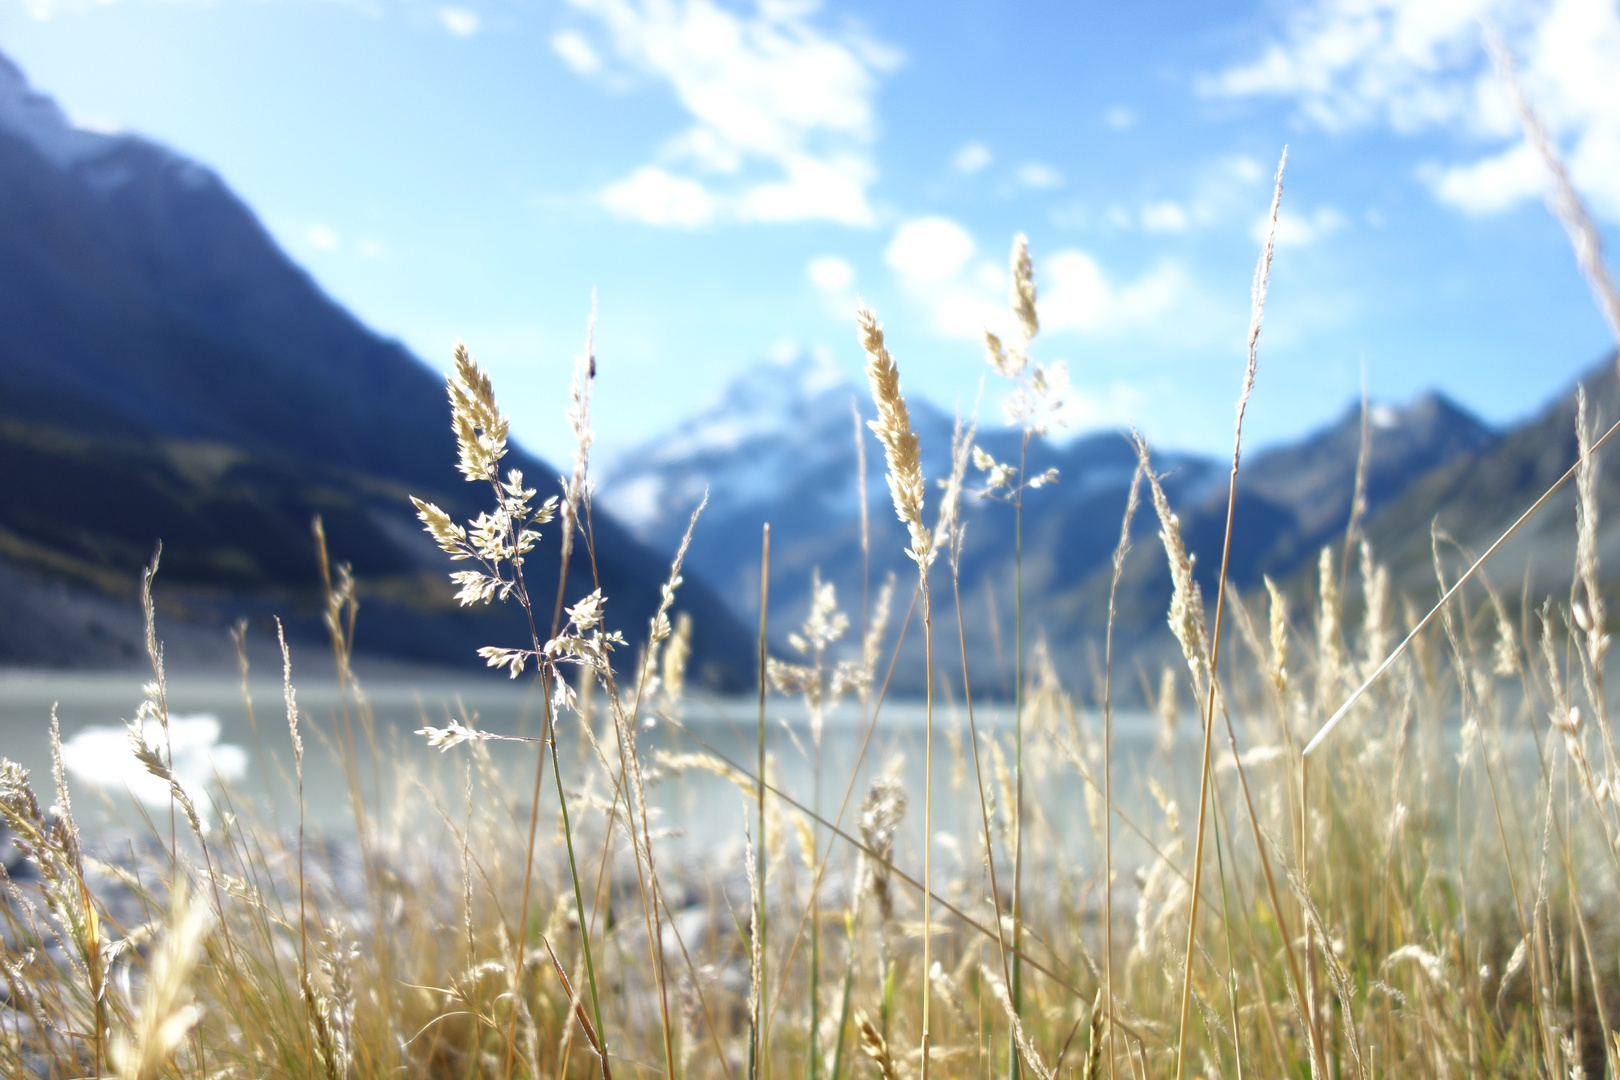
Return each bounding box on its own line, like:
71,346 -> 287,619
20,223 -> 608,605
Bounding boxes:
0,667 -> 1188,868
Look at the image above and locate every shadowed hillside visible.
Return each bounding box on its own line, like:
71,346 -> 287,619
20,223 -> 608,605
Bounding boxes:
0,54 -> 752,683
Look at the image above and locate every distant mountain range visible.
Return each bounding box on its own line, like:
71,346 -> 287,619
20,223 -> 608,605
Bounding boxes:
600,345 -> 1618,696
0,53 -> 753,684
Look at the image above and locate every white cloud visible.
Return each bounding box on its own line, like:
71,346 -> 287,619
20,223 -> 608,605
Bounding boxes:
883,217 -> 1193,341
1422,140 -> 1543,212
883,217 -> 1001,337
563,0 -> 901,227
740,151 -> 874,223
1016,161 -> 1064,189
1226,155 -> 1265,183
1094,157 -> 1274,238
66,111 -> 122,135
1141,200 -> 1190,232
439,6 -> 479,36
306,223 -> 339,250
1207,0 -> 1620,219
952,141 -> 992,173
1063,379 -> 1151,431
1104,105 -> 1137,130
807,254 -> 854,292
552,30 -> 602,74
1258,204 -> 1349,247
602,165 -> 718,227
886,217 -> 976,284
1041,251 -> 1187,334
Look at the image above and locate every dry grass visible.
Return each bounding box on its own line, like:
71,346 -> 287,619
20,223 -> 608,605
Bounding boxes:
6,62 -> 1620,1080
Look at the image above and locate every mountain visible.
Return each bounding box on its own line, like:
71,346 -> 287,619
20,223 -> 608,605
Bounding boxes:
1365,351 -> 1620,604
0,54 -> 753,684
599,349 -> 1500,694
1203,390 -> 1500,586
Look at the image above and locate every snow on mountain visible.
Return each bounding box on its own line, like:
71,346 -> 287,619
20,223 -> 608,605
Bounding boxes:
597,348 -> 1176,689
601,346 -> 958,542
599,348 -> 1501,695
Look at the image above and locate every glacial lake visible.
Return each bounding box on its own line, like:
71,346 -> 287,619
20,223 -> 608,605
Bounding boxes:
0,666 -> 1288,870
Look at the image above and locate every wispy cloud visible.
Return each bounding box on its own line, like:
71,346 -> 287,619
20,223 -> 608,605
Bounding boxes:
1064,378 -> 1153,431
287,221 -> 387,259
438,6 -> 479,36
883,216 -> 999,336
561,0 -> 902,228
1040,249 -> 1187,334
601,165 -> 717,227
952,140 -> 992,174
807,253 -> 854,292
1205,0 -> 1620,219
306,223 -> 339,250
1103,105 -> 1137,131
886,217 -> 975,282
1015,161 -> 1064,189
551,29 -> 602,73
1140,200 -> 1189,233
1081,156 -> 1270,236
1260,204 -> 1348,247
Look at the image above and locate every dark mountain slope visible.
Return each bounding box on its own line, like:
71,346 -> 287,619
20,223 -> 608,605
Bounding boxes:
1365,352 -> 1620,603
0,55 -> 751,683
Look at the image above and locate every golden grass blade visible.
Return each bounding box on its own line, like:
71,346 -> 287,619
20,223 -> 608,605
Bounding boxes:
753,522 -> 771,1080
1102,464 -> 1142,1080
1484,28 -> 1620,346
1174,146 -> 1286,1080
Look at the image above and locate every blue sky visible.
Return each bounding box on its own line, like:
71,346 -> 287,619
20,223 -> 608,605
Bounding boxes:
1,0 -> 1617,469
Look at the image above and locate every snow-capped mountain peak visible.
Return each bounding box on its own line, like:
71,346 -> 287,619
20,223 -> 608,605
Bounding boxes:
602,347 -> 881,531
648,347 -> 853,465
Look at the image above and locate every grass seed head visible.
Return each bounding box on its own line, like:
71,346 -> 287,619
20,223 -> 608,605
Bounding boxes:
1010,233 -> 1039,342
857,306 -> 931,565
1264,575 -> 1289,695
855,1010 -> 902,1080
112,880 -> 212,1080
860,776 -> 906,919
447,342 -> 509,483
1132,430 -> 1208,676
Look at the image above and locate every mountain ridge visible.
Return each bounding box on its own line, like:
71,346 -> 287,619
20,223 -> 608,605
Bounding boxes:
599,347 -> 1504,693
0,53 -> 754,684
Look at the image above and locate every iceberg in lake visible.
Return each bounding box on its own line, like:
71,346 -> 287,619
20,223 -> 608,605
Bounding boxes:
61,714 -> 248,812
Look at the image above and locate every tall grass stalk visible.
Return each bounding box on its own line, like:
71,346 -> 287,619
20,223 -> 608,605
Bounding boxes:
412,335 -> 610,1075
1171,147 -> 1284,1080
976,236 -> 1062,1074
274,618 -> 311,1079
1009,429 -> 1027,1080
753,522 -> 771,1080
1100,464 -> 1143,1080
949,452 -> 1013,997
856,303 -> 935,1078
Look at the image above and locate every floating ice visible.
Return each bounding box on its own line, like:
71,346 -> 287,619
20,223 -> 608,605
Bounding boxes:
61,714 -> 248,811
